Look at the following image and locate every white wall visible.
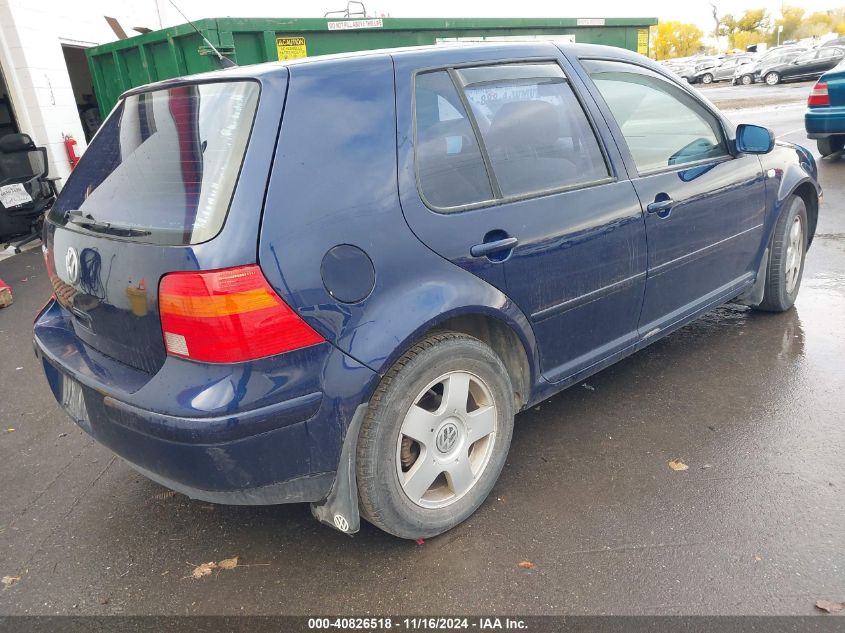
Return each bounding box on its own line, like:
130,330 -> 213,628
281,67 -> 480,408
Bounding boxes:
0,0 -> 163,184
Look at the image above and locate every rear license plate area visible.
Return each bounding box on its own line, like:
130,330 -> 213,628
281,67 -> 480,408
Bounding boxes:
61,375 -> 89,427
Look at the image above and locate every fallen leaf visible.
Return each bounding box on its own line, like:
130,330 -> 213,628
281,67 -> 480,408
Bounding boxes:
218,557 -> 238,570
1,576 -> 20,590
190,562 -> 217,579
815,600 -> 845,614
517,560 -> 535,569
668,459 -> 689,471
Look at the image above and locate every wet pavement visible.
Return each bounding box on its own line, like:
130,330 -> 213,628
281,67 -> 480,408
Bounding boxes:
0,100 -> 843,617
697,79 -> 817,112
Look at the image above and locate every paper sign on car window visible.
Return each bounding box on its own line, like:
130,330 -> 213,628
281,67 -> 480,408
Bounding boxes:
0,183 -> 32,209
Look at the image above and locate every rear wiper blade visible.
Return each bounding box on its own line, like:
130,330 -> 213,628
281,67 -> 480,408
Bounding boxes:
66,210 -> 151,238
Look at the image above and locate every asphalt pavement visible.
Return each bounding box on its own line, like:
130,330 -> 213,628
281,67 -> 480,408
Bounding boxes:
697,79 -> 817,112
0,88 -> 843,617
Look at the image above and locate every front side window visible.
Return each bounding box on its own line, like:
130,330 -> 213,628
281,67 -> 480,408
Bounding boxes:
584,60 -> 729,173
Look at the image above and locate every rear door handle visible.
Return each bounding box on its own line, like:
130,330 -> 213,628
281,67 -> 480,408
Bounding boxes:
646,198 -> 675,214
470,237 -> 518,258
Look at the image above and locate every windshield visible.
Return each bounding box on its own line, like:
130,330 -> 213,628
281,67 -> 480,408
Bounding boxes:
50,81 -> 260,245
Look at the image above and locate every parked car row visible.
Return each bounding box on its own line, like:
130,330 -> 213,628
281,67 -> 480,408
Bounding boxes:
663,42 -> 845,87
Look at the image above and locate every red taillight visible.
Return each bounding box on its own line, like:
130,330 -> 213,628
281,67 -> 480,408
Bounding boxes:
159,265 -> 324,363
808,82 -> 830,107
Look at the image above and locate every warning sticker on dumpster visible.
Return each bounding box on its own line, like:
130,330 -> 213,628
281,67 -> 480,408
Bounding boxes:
276,36 -> 308,60
637,29 -> 649,55
327,18 -> 383,31
0,183 -> 32,209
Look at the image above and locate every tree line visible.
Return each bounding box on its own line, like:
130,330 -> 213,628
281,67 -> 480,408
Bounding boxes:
651,5 -> 845,59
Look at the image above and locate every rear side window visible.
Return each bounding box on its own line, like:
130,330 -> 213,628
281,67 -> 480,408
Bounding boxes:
414,71 -> 494,209
818,48 -> 844,60
51,81 -> 259,245
414,63 -> 610,212
458,64 -> 610,198
584,61 -> 729,173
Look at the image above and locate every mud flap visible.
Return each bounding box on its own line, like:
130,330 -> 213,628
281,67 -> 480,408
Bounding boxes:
310,403 -> 368,535
735,247 -> 769,307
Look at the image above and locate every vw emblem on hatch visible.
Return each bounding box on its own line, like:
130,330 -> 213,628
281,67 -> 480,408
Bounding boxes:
65,247 -> 80,284
435,422 -> 459,453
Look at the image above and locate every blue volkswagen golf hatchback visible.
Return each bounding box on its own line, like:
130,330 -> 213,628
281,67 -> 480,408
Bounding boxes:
35,43 -> 821,539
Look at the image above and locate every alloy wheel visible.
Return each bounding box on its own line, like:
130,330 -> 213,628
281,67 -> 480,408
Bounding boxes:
784,215 -> 804,294
396,370 -> 497,509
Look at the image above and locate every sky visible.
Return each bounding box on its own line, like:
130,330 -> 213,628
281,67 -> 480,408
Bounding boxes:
155,0 -> 838,35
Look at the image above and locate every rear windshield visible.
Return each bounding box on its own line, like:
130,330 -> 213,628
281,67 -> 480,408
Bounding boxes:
50,81 -> 259,245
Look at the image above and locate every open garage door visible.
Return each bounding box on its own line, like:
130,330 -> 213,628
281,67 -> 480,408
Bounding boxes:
0,64 -> 20,138
62,44 -> 100,142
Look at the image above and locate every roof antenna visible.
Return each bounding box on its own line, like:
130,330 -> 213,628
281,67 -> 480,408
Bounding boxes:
168,0 -> 237,68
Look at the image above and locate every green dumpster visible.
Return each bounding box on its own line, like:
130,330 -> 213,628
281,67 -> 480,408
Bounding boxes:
86,16 -> 657,114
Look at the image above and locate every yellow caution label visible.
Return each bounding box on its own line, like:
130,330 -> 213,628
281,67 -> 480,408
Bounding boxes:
276,36 -> 307,61
637,29 -> 649,55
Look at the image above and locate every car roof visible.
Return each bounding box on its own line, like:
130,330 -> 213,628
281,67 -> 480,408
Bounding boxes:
122,41 -> 657,97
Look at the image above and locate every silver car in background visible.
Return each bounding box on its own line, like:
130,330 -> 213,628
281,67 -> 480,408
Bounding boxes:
734,47 -> 808,85
695,54 -> 755,84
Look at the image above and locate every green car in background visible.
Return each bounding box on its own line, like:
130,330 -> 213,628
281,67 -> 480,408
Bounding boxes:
806,58 -> 845,156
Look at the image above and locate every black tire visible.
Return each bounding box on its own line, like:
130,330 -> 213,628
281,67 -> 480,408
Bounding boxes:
741,74 -> 754,86
817,136 -> 845,157
701,73 -> 714,85
764,71 -> 781,85
754,195 -> 808,313
357,332 -> 515,539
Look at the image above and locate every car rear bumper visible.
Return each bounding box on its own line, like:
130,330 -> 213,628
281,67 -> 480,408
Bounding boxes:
805,106 -> 845,138
33,300 -> 378,504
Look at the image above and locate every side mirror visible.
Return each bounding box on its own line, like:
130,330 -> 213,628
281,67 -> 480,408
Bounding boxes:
735,124 -> 775,154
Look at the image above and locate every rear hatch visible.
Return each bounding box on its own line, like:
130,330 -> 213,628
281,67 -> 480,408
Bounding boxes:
45,79 -> 263,374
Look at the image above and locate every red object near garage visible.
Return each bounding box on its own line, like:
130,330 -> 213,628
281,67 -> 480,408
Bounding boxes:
0,278 -> 12,308
63,134 -> 81,169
